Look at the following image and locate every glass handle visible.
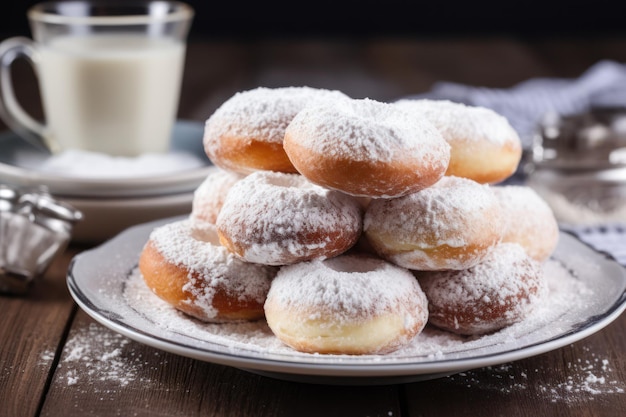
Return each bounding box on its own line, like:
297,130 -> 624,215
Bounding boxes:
0,37 -> 55,153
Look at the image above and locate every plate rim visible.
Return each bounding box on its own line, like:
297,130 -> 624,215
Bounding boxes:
66,218 -> 626,381
0,120 -> 213,198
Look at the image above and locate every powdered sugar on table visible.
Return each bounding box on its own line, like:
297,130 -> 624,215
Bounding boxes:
28,149 -> 205,179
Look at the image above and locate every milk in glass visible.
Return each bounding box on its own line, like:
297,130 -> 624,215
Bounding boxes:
38,34 -> 185,156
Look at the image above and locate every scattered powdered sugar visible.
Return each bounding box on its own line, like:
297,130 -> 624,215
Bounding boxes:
216,171 -> 362,265
39,350 -> 55,364
31,149 -> 205,179
394,99 -> 520,146
285,97 -> 449,164
446,350 -> 624,402
42,322 -> 163,388
122,254 -> 599,362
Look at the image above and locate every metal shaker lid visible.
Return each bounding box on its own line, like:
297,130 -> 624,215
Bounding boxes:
17,190 -> 83,234
0,184 -> 82,295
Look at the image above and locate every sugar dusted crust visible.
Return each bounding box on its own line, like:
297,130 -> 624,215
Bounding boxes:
394,99 -> 522,184
138,220 -> 276,323
444,138 -> 522,184
493,185 -> 560,262
364,176 -> 505,271
203,86 -> 349,174
216,171 -> 363,266
189,167 -> 244,234
416,243 -> 547,335
284,98 -> 450,198
264,254 -> 429,354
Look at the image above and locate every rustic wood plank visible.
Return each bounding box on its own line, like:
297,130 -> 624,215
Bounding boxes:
0,248 -> 82,417
403,314 -> 626,417
40,311 -> 401,417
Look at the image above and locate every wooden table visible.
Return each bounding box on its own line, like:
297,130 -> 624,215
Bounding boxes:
1,37 -> 626,417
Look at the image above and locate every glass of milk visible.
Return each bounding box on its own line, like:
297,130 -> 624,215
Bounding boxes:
0,1 -> 194,157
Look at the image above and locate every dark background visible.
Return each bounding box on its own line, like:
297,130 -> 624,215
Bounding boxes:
2,0 -> 626,40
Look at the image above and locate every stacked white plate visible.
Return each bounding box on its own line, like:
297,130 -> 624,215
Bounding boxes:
0,120 -> 214,244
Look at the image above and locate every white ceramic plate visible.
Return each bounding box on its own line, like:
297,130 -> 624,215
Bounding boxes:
66,193 -> 194,244
67,217 -> 626,385
0,120 -> 213,198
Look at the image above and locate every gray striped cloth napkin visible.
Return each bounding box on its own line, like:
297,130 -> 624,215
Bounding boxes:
566,224 -> 626,267
407,60 -> 626,148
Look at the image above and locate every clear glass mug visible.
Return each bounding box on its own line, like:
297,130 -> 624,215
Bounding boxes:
0,1 -> 193,157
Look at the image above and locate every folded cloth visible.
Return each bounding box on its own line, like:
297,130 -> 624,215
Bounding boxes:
407,60 -> 626,148
565,224 -> 626,266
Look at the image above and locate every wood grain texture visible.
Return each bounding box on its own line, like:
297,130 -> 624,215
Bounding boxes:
403,314 -> 626,417
0,248 -> 81,417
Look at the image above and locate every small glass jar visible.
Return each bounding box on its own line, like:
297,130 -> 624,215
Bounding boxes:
526,107 -> 626,226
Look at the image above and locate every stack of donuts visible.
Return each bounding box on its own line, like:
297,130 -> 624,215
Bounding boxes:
138,86 -> 560,355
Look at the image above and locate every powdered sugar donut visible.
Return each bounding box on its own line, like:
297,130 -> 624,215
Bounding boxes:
216,171 -> 362,265
394,99 -> 522,184
138,219 -> 276,323
493,185 -> 559,262
204,86 -> 349,174
416,243 -> 546,335
364,176 -> 504,271
283,98 -> 450,198
264,254 -> 429,354
189,167 -> 244,240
